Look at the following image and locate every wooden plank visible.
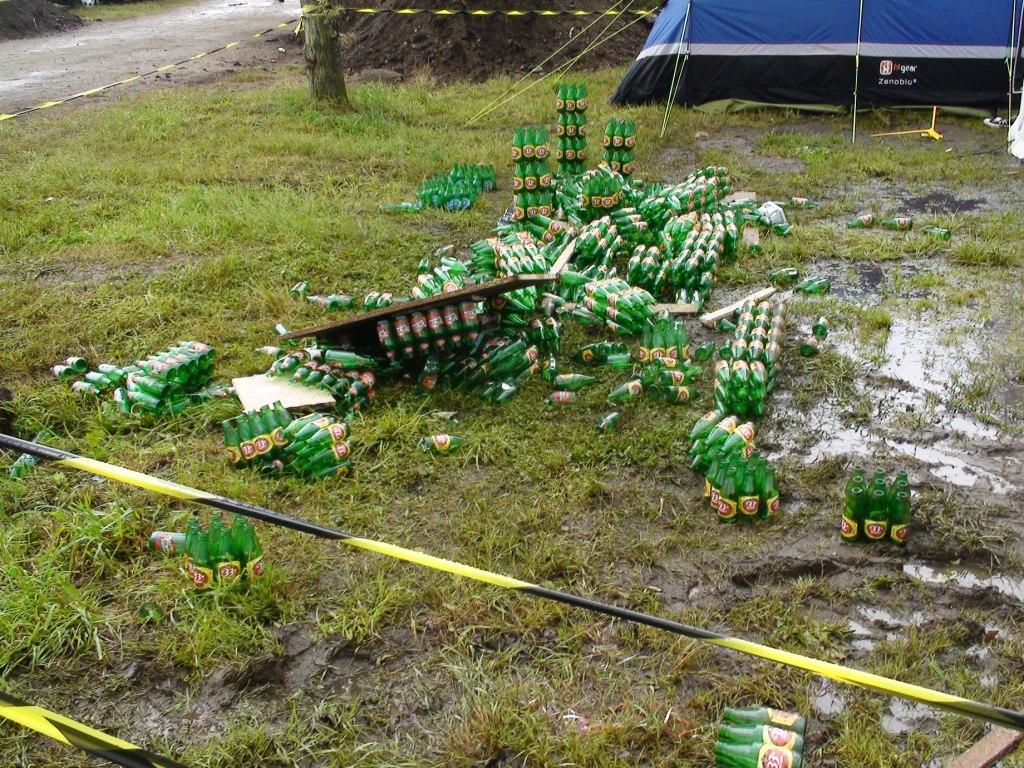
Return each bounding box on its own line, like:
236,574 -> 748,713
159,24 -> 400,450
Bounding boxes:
947,728 -> 1023,768
742,224 -> 760,247
699,287 -> 776,327
651,302 -> 699,315
280,273 -> 558,345
723,190 -> 757,203
547,239 -> 576,275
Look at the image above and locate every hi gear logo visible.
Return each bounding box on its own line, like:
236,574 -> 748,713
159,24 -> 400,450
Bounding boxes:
878,59 -> 918,86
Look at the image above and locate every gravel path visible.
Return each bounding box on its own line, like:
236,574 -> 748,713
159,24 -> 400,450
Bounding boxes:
0,0 -> 299,114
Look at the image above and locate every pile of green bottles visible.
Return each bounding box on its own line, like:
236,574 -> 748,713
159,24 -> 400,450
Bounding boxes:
459,339 -> 542,404
469,230 -> 563,278
544,370 -> 599,405
149,513 -> 264,590
602,118 -> 637,180
266,348 -> 378,415
688,412 -> 780,522
511,126 -> 554,222
62,341 -> 226,416
375,303 -> 500,364
222,401 -> 293,468
841,466 -> 912,546
411,259 -> 471,300
716,707 -> 807,768
559,273 -> 656,336
278,412 -> 354,478
638,310 -> 691,368
554,82 -> 588,176
637,166 -> 733,228
713,299 -> 785,418
290,281 -> 355,311
526,314 -> 562,354
578,165 -> 625,222
416,163 -> 498,212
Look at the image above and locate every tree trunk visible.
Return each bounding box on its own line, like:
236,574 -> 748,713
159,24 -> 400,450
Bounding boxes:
303,11 -> 350,105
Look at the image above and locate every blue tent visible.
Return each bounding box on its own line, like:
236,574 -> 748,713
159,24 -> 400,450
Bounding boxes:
611,0 -> 1024,111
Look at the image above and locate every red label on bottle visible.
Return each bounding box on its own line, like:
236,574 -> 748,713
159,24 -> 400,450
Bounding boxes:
247,557 -> 265,579
766,494 -> 780,516
240,441 -> 256,460
717,497 -> 738,520
332,442 -> 351,460
864,521 -> 888,540
891,524 -> 910,544
253,435 -> 271,455
153,533 -> 178,555
740,495 -> 759,516
710,487 -> 721,507
271,427 -> 287,446
758,745 -> 794,768
421,374 -> 438,391
328,423 -> 348,442
581,349 -> 595,363
217,561 -> 241,582
432,435 -> 451,452
841,515 -> 857,539
765,727 -> 797,749
191,565 -> 213,590
227,446 -> 242,464
766,709 -> 801,727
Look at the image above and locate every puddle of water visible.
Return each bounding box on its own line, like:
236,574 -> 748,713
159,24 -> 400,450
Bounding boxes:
812,679 -> 847,718
904,563 -> 1024,602
831,262 -> 886,300
887,440 -> 1016,495
851,639 -> 876,651
858,606 -> 907,628
847,620 -> 875,637
879,318 -> 980,396
882,698 -> 934,736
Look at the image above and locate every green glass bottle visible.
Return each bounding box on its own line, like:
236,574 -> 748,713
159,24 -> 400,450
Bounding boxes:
662,386 -> 699,404
187,525 -> 214,590
841,483 -> 868,543
799,336 -> 819,357
233,517 -> 265,578
863,488 -> 890,542
693,341 -> 716,362
596,412 -> 621,434
811,317 -> 829,339
717,465 -> 740,522
554,373 -> 598,391
847,213 -> 874,229
881,216 -> 913,231
607,380 -> 644,402
921,226 -> 951,240
889,489 -> 911,547
769,267 -> 800,284
148,531 -> 186,556
420,434 -> 468,453
759,465 -> 780,518
737,462 -> 760,519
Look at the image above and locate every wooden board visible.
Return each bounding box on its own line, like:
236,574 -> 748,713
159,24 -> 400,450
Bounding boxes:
699,287 -> 776,327
232,374 -> 335,412
742,224 -> 761,247
280,272 -> 560,347
948,728 -> 1023,768
651,302 -> 699,315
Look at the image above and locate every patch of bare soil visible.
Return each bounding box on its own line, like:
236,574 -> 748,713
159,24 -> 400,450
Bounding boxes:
0,0 -> 82,41
341,0 -> 657,83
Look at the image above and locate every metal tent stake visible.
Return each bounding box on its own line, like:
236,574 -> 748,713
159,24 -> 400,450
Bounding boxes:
872,106 -> 944,141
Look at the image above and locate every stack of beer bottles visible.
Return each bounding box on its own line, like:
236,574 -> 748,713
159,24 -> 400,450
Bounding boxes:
602,118 -> 636,180
511,127 -> 554,221
266,348 -> 378,416
841,466 -> 912,546
554,83 -> 588,176
713,298 -> 785,418
149,513 -> 264,590
716,707 -> 807,768
687,413 -> 780,523
416,163 -> 498,211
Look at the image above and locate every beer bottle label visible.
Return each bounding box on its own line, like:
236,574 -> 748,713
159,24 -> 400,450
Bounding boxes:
239,441 -> 257,461
271,427 -> 288,447
247,556 -> 265,579
840,511 -> 858,540
891,523 -> 910,545
709,486 -> 721,508
421,374 -> 438,391
717,497 -> 738,521
637,346 -> 650,363
432,435 -> 452,452
757,745 -> 794,768
216,559 -> 241,584
765,726 -> 797,749
227,445 -> 242,464
864,519 -> 888,540
551,391 -> 574,404
190,564 -> 214,590
151,532 -> 180,555
739,494 -> 760,517
332,442 -> 351,461
253,434 -> 272,456
668,387 -> 691,403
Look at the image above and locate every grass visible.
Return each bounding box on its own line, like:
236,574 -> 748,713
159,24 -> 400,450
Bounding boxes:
1,64 -> 1024,767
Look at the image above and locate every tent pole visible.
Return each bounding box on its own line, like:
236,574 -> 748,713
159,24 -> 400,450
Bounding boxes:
851,0 -> 865,143
660,2 -> 691,138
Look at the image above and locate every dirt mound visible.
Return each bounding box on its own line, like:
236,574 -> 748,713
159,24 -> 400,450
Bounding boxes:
341,0 -> 657,83
0,0 -> 83,41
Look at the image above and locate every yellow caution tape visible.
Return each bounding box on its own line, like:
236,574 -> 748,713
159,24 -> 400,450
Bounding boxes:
0,690 -> 185,768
